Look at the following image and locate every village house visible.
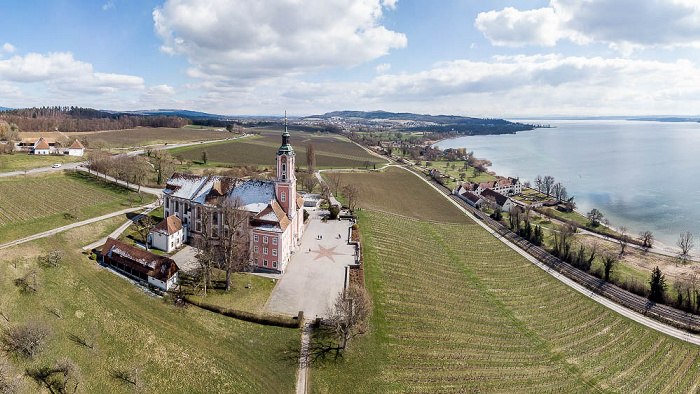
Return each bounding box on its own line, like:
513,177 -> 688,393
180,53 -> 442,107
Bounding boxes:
161,125 -> 304,273
150,215 -> 184,253
67,139 -> 85,156
32,138 -> 53,155
101,237 -> 179,291
481,188 -> 515,212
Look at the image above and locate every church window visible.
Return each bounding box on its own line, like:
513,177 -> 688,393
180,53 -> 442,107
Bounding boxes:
281,191 -> 286,202
272,237 -> 277,245
254,234 -> 259,242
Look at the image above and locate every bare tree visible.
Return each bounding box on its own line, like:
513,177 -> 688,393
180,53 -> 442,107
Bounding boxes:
39,249 -> 63,268
325,284 -> 371,350
639,230 -> 654,251
586,208 -> 604,227
219,197 -> 250,291
342,184 -> 360,210
134,215 -> 155,250
299,173 -> 318,193
193,213 -> 215,297
326,172 -> 343,197
618,226 -> 629,256
3,319 -> 52,358
305,143 -> 316,173
678,231 -> 695,263
552,182 -> 567,202
542,175 -> 555,197
534,175 -> 543,193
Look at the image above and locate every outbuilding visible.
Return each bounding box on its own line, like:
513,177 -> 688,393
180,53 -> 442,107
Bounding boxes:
101,237 -> 179,291
150,215 -> 184,253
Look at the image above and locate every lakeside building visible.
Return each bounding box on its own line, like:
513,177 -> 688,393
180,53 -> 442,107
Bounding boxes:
101,237 -> 179,291
480,188 -> 515,212
453,177 -> 522,197
161,125 -> 304,273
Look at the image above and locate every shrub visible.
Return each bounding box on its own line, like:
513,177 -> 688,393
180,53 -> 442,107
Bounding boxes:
329,206 -> 340,220
351,223 -> 359,230
89,253 -> 97,260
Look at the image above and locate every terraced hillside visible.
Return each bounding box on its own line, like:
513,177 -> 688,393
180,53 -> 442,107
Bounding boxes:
170,128 -> 387,169
311,168 -> 700,393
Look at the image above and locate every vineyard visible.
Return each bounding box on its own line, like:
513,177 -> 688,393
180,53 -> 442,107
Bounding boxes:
64,127 -> 234,148
170,128 -> 387,169
0,172 -> 149,243
312,209 -> 700,393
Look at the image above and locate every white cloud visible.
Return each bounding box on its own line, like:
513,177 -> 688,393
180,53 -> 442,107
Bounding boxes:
103,0 -> 115,10
476,0 -> 700,52
153,0 -> 406,83
0,51 -> 144,96
375,63 -> 391,74
2,43 -> 15,53
261,54 -> 700,117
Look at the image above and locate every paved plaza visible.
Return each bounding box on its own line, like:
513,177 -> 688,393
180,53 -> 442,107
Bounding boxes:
266,211 -> 355,319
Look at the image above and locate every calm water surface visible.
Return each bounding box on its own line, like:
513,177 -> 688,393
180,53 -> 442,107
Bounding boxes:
435,120 -> 700,247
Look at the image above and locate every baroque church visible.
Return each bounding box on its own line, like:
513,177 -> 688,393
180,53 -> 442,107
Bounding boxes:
161,125 -> 304,272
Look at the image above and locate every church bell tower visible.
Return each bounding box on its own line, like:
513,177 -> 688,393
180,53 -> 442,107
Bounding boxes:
276,113 -> 296,216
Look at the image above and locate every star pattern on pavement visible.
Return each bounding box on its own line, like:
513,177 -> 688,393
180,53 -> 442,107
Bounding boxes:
311,245 -> 343,263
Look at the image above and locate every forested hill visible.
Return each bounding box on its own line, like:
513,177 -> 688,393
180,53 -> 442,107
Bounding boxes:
0,106 -> 190,132
308,110 -> 539,135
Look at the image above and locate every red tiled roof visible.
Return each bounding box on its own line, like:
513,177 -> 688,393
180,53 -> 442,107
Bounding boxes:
101,237 -> 178,281
296,193 -> 304,209
153,215 -> 182,236
68,139 -> 84,149
34,138 -> 50,150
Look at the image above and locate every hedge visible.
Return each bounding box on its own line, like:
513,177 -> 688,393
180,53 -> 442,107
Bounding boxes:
184,295 -> 303,328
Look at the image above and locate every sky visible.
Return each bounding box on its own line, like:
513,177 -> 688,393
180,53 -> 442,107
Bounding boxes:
1,0 -> 700,117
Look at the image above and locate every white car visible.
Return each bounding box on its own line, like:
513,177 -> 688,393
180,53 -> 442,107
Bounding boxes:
52,163 -> 62,168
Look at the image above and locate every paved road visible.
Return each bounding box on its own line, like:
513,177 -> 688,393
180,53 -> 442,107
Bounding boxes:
0,203 -> 156,250
396,164 -> 700,345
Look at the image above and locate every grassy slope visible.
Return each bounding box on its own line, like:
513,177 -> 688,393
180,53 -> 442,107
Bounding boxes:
0,154 -> 83,173
311,168 -> 700,393
170,128 -> 387,169
0,218 -> 299,393
0,171 -> 154,244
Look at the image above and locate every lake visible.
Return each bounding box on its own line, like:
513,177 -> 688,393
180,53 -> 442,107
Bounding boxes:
435,120 -> 700,249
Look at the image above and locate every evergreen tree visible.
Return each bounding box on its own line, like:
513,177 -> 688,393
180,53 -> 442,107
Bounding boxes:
649,266 -> 667,303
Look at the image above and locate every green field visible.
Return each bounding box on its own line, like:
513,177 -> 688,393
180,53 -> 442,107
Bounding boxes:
311,170 -> 700,393
0,153 -> 83,173
0,218 -> 299,393
0,171 -> 153,244
170,128 -> 387,169
332,167 -> 467,224
66,127 -> 234,148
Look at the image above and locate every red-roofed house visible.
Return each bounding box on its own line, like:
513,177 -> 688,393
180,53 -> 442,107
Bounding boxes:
67,139 -> 85,156
33,138 -> 51,155
161,125 -> 305,273
101,237 -> 179,290
150,215 -> 184,253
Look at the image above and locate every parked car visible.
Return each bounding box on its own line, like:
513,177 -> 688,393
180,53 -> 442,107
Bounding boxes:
52,163 -> 62,168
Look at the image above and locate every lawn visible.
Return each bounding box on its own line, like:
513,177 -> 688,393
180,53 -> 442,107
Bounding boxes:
429,160 -> 497,184
0,153 -> 83,173
193,272 -> 278,314
311,169 -> 700,392
170,127 -> 387,169
0,171 -> 154,244
0,217 -> 300,393
329,167 -> 469,224
65,127 -> 235,148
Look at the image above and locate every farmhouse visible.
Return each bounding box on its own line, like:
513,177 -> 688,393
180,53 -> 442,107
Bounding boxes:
162,125 -> 304,273
481,188 -> 515,212
101,237 -> 179,291
32,138 -> 52,155
150,215 -> 184,253
67,139 -> 85,156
